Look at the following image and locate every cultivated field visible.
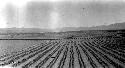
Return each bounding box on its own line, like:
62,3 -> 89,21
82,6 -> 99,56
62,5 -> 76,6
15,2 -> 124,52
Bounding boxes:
0,30 -> 125,68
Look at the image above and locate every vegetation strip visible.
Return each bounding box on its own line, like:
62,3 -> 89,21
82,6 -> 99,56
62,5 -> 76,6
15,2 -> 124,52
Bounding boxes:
57,46 -> 68,68
46,43 -> 66,68
35,43 -> 62,68
74,42 -> 86,68
81,42 -> 110,68
69,46 -> 74,68
84,41 -> 124,68
11,42 -> 59,67
79,43 -> 97,68
22,42 -> 62,68
0,41 -> 52,62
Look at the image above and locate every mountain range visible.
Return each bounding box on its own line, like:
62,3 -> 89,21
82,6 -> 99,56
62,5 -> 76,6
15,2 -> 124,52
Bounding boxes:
0,22 -> 125,33
60,22 -> 125,31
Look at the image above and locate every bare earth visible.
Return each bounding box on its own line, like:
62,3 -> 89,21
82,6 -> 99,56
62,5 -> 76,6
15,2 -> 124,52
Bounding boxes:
0,30 -> 125,68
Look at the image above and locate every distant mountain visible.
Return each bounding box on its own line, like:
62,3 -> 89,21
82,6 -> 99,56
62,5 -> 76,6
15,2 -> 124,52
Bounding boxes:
91,22 -> 125,30
60,22 -> 125,31
0,22 -> 125,33
0,28 -> 52,33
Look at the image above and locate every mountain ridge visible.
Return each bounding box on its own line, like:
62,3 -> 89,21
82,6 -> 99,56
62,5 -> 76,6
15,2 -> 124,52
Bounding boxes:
60,22 -> 125,31
0,22 -> 125,33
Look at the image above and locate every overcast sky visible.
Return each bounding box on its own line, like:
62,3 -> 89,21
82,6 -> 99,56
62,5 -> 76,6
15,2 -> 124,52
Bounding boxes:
0,0 -> 125,29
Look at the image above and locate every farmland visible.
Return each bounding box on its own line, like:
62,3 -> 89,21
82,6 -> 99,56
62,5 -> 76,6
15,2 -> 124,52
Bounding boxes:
0,30 -> 125,68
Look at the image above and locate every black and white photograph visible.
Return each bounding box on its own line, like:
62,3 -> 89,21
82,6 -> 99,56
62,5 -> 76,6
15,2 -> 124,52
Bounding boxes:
0,0 -> 125,68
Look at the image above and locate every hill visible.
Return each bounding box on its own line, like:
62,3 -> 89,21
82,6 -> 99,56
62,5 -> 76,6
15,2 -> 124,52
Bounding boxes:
60,22 -> 125,31
0,22 -> 125,33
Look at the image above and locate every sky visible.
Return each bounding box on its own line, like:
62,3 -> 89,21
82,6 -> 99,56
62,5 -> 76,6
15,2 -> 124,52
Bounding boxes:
0,0 -> 125,29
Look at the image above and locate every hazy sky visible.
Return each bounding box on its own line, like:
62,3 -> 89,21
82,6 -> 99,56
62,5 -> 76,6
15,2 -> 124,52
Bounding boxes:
0,0 -> 125,29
